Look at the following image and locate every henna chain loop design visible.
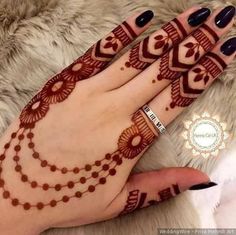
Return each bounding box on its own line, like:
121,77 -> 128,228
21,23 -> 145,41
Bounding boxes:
0,21 -> 158,211
0,110 -> 156,210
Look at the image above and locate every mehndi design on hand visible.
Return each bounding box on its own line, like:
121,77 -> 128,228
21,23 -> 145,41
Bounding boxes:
0,110 -> 155,210
0,17 -> 156,210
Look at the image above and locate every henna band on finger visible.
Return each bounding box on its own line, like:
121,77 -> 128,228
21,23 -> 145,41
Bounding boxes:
142,105 -> 166,134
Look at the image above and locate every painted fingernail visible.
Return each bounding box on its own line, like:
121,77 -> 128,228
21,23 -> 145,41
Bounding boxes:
135,10 -> 154,27
215,6 -> 235,28
221,37 -> 236,56
188,8 -> 211,27
189,182 -> 217,190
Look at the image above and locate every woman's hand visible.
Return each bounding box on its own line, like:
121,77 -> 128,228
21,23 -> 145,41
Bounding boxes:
0,5 -> 235,235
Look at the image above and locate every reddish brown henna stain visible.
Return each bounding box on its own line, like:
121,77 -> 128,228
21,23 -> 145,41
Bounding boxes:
0,110 -> 155,210
0,20 -> 155,211
120,184 -> 180,214
168,53 -> 226,110
157,24 -> 220,84
122,18 -> 185,71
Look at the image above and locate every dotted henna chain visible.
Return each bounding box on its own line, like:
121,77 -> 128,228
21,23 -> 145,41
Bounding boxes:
0,111 -> 155,210
0,22 -> 157,210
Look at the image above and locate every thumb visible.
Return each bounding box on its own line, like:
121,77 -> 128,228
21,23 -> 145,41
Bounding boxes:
106,167 -> 217,216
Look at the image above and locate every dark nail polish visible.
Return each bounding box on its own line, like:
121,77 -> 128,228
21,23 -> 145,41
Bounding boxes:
189,182 -> 217,190
221,37 -> 236,56
135,10 -> 154,27
215,6 -> 235,28
188,8 -> 211,27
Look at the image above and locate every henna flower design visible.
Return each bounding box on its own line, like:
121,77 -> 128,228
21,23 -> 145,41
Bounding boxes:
62,60 -> 93,82
154,34 -> 170,51
20,94 -> 49,126
104,35 -> 119,52
41,74 -> 76,104
184,42 -> 201,61
118,125 -> 148,159
192,67 -> 210,85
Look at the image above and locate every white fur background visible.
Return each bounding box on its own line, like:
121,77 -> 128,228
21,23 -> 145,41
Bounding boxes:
0,0 -> 235,234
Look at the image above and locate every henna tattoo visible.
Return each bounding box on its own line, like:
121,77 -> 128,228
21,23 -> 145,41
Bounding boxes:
0,21 -> 155,211
157,53 -> 182,81
122,18 -> 185,71
0,110 -> 155,210
119,190 -> 140,215
120,184 -> 180,214
148,184 -> 180,205
61,20 -> 137,81
158,25 -> 219,83
168,53 -> 226,110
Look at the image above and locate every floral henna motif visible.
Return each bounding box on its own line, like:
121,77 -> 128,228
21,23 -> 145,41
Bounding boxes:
122,18 -> 185,71
120,184 -> 180,214
20,20 -> 136,126
20,94 -> 49,126
158,25 -> 220,84
167,53 -> 227,110
118,112 -> 155,159
41,74 -> 76,104
0,111 -> 156,210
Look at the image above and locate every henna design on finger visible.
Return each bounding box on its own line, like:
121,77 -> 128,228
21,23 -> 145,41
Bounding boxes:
148,184 -> 180,205
119,190 -> 140,215
122,18 -> 185,71
157,53 -> 182,81
0,110 -> 155,210
120,184 -> 180,215
158,25 -> 219,83
167,52 -> 226,110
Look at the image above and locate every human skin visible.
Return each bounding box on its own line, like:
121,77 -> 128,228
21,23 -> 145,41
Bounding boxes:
0,5 -> 235,235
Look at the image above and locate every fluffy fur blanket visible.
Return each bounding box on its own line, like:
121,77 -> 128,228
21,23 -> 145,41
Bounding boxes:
0,0 -> 235,234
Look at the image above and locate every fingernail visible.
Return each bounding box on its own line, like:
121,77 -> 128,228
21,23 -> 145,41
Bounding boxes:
188,8 -> 211,27
135,10 -> 154,27
221,37 -> 236,56
189,182 -> 217,190
215,6 -> 235,28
